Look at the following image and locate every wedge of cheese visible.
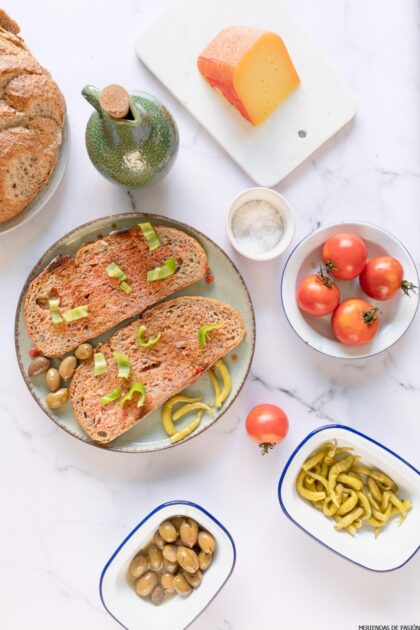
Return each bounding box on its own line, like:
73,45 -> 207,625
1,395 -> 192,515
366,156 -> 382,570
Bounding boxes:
197,26 -> 300,126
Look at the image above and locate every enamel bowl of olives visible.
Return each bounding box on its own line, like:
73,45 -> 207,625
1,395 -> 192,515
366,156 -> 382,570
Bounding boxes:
100,500 -> 236,630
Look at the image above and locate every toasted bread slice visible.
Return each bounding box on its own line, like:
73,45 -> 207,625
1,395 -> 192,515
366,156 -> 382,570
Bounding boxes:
0,126 -> 57,221
70,296 -> 245,444
24,226 -> 208,357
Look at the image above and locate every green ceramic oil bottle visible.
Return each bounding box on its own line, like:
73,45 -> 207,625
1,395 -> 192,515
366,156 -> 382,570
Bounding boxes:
82,84 -> 179,188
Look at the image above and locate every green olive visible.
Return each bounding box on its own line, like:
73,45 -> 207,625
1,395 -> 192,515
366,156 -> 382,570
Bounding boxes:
180,518 -> 198,548
147,544 -> 163,571
183,569 -> 202,588
162,544 -> 177,563
171,516 -> 186,532
176,546 -> 199,573
159,520 -> 178,543
151,585 -> 164,606
198,531 -> 216,555
75,343 -> 93,360
28,356 -> 50,377
58,355 -> 77,381
163,557 -> 178,574
136,571 -> 158,597
198,551 -> 212,571
173,573 -> 192,596
45,388 -> 68,409
129,554 -> 148,579
160,572 -> 175,593
45,367 -> 60,392
152,531 -> 165,550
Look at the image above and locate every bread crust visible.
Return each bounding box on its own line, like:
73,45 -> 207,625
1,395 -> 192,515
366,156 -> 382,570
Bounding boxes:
0,9 -> 20,35
24,226 -> 208,357
70,296 -> 246,444
0,10 -> 66,222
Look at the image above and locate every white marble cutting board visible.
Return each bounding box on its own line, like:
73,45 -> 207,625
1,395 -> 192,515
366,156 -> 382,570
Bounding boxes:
135,0 -> 357,186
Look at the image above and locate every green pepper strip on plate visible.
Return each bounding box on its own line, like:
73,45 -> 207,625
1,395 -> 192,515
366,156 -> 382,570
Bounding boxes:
136,325 -> 161,349
147,258 -> 176,282
100,387 -> 122,406
113,352 -> 131,379
139,222 -> 160,251
120,382 -> 146,408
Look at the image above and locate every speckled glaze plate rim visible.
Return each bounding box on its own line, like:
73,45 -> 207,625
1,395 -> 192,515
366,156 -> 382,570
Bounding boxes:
0,115 -> 70,235
15,212 -> 255,453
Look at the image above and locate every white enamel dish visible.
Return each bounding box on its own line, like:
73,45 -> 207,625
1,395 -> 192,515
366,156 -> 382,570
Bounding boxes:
100,501 -> 236,630
135,0 -> 356,186
0,116 -> 70,235
278,425 -> 419,572
281,221 -> 419,359
15,213 -> 255,453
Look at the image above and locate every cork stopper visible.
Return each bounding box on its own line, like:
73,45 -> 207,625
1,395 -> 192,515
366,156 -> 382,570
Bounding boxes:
99,84 -> 130,119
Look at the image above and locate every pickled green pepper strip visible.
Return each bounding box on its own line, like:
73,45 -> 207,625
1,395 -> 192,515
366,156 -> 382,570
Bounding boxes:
139,222 -> 160,251
100,387 -> 122,406
170,411 -> 204,444
198,323 -> 223,348
120,281 -> 133,294
113,352 -> 131,379
136,325 -> 161,349
120,382 -> 146,408
62,305 -> 89,322
106,262 -> 127,282
49,298 -> 63,325
93,352 -> 107,376
147,258 -> 176,282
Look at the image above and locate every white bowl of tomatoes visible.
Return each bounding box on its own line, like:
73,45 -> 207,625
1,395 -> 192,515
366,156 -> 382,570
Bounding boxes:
281,222 -> 419,359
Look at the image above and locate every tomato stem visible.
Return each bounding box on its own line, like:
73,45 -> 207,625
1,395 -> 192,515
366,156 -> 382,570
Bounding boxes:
259,443 -> 275,455
325,260 -> 335,274
316,266 -> 335,288
362,307 -> 381,325
401,280 -> 418,296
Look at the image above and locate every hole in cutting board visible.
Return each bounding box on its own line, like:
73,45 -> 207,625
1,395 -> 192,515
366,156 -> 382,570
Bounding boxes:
298,129 -> 307,138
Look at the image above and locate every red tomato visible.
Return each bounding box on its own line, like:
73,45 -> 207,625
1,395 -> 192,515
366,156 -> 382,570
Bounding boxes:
359,256 -> 417,301
322,233 -> 368,280
331,298 -> 380,345
296,272 -> 340,317
246,404 -> 289,455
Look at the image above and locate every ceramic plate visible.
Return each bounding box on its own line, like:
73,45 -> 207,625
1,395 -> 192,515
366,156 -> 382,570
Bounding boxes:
281,221 -> 419,359
100,500 -> 236,629
15,213 -> 255,453
278,425 -> 419,571
0,115 -> 70,235
135,0 -> 356,186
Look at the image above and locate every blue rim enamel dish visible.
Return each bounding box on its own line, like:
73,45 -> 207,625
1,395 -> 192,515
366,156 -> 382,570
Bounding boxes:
278,425 -> 419,572
100,501 -> 236,629
281,221 -> 419,359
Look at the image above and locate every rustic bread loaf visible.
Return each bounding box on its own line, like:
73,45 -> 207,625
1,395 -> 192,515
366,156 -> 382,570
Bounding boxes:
24,225 -> 208,357
70,296 -> 246,444
0,10 -> 65,222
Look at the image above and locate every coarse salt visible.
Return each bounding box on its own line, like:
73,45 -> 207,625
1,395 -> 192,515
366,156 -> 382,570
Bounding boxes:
232,199 -> 284,255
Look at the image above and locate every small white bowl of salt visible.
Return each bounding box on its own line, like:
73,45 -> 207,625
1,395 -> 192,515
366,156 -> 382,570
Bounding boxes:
226,187 -> 296,261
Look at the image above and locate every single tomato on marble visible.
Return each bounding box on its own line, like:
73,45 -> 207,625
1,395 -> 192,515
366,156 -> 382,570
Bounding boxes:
246,404 -> 289,455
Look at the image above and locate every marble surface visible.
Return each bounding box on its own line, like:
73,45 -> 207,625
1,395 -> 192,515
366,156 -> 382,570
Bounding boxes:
0,1 -> 419,628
